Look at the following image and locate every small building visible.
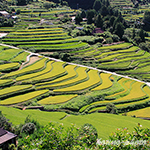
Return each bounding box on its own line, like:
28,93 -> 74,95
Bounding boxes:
0,128 -> 17,150
92,28 -> 104,34
12,16 -> 18,20
0,11 -> 10,18
76,27 -> 84,30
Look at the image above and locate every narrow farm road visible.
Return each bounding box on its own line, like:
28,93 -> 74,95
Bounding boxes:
1,43 -> 150,87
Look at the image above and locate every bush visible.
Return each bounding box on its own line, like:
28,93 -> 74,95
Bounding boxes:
60,15 -> 72,23
106,103 -> 118,114
139,42 -> 150,52
71,24 -> 95,37
43,1 -> 56,9
60,53 -> 71,62
78,36 -> 103,44
103,31 -> 113,38
105,37 -> 113,44
134,35 -> 142,44
52,52 -> 60,59
16,9 -> 21,14
0,113 -> 12,131
112,34 -> 120,42
78,123 -> 98,146
18,122 -> 98,149
122,35 -> 131,42
21,122 -> 36,134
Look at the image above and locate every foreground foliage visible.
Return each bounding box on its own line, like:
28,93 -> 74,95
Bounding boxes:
97,123 -> 150,149
2,114 -> 149,150
16,118 -> 98,150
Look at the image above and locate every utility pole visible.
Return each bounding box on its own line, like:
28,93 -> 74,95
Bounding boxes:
77,3 -> 79,9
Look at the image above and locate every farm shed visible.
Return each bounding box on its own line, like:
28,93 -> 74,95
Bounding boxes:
0,128 -> 17,149
0,11 -> 10,18
92,28 -> 104,34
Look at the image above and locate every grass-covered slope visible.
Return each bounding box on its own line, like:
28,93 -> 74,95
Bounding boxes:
0,106 -> 150,140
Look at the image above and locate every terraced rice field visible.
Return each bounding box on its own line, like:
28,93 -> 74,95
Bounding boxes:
38,95 -> 78,105
127,107 -> 150,118
72,42 -> 150,82
2,26 -> 89,52
21,9 -> 75,16
0,45 -> 150,118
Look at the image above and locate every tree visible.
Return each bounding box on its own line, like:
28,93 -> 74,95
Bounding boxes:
93,0 -> 102,11
60,53 -> 71,62
113,16 -> 121,30
81,10 -> 86,18
17,0 -> 27,5
134,36 -> 142,44
59,0 -> 68,6
75,13 -> 82,24
43,1 -> 52,9
132,27 -> 135,39
95,14 -> 103,28
16,0 -> 33,5
86,9 -> 96,24
105,0 -> 110,7
0,17 -> 14,27
143,11 -> 150,24
109,16 -> 116,26
139,28 -> 145,42
114,22 -> 124,39
101,5 -> 109,16
108,6 -> 114,15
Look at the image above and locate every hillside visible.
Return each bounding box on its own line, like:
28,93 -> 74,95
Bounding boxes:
0,0 -> 150,148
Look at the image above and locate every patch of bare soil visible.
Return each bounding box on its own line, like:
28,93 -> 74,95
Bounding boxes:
23,56 -> 40,68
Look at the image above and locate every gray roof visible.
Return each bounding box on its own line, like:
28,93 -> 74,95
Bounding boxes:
0,128 -> 17,145
0,128 -> 7,137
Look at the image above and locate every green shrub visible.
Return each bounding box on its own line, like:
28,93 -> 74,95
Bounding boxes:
105,37 -> 113,44
106,103 -> 118,114
21,122 -> 36,134
16,9 -> 21,14
0,113 -> 12,131
78,123 -> 98,146
112,34 -> 120,42
18,122 -> 98,149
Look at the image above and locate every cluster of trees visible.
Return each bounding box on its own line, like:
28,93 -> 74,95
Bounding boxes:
74,0 -> 128,39
0,0 -> 15,27
123,27 -> 148,45
0,0 -> 10,12
74,0 -> 150,45
0,17 -> 14,27
143,10 -> 150,31
43,0 -> 68,9
16,0 -> 34,6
